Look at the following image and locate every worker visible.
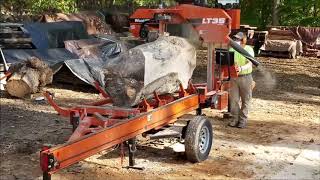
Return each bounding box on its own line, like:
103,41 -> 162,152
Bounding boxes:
228,32 -> 255,128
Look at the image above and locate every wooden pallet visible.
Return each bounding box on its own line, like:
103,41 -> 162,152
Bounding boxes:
0,23 -> 34,49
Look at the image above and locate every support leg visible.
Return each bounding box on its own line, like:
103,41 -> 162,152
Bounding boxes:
43,172 -> 51,180
196,108 -> 202,116
128,138 -> 136,166
125,137 -> 144,170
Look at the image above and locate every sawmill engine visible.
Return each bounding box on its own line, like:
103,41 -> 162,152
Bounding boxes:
129,0 -> 241,43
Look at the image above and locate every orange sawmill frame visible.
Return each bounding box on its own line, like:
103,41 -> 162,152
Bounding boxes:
40,81 -> 225,179
40,4 -> 236,179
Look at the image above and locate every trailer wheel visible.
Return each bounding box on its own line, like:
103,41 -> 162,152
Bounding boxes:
185,116 -> 213,163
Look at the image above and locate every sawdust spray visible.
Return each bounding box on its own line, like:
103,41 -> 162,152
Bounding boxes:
254,65 -> 277,90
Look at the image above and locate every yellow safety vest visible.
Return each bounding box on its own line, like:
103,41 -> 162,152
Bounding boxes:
229,45 -> 255,75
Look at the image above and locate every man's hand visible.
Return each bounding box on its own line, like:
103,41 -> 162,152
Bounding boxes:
235,66 -> 241,73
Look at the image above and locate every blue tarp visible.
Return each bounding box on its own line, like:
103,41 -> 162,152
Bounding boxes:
23,21 -> 88,49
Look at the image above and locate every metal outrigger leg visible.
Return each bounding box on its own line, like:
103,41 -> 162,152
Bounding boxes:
43,172 -> 51,180
125,137 -> 144,170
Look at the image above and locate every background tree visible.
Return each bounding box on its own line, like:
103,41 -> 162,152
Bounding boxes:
279,0 -> 320,26
272,0 -> 280,26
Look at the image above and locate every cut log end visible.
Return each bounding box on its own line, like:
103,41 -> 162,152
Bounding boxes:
6,80 -> 31,98
6,56 -> 53,98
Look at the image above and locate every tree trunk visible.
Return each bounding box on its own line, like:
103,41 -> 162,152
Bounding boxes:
314,2 -> 318,18
272,0 -> 280,26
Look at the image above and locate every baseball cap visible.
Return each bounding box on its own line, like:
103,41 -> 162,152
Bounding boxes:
233,32 -> 245,40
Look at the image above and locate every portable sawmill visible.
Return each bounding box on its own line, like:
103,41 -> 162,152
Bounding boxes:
40,1 -> 260,179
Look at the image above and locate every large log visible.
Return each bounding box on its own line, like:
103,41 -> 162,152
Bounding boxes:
6,57 -> 53,98
103,36 -> 196,107
269,29 -> 295,37
267,34 -> 295,41
41,12 -> 114,35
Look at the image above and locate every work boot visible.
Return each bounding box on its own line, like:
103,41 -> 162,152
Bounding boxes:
223,112 -> 233,119
237,120 -> 247,128
228,119 -> 238,127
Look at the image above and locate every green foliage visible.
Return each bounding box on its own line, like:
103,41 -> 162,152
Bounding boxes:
29,0 -> 77,13
240,0 -> 273,28
241,0 -> 320,28
1,0 -> 77,14
279,0 -> 320,26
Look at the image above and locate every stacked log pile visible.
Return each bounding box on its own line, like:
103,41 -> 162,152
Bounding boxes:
260,29 -> 302,59
0,23 -> 34,49
260,26 -> 320,58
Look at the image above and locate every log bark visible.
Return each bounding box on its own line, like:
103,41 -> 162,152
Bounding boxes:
267,34 -> 295,41
269,29 -> 295,37
41,12 -> 114,35
6,57 -> 53,98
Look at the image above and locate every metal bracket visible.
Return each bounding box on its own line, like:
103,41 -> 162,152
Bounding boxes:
71,114 -> 80,132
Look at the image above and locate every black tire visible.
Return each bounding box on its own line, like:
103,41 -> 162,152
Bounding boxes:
185,116 -> 213,163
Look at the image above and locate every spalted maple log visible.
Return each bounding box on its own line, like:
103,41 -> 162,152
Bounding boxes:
6,57 -> 53,98
103,36 -> 196,107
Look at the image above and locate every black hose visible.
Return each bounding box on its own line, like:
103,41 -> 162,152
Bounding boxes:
229,38 -> 260,67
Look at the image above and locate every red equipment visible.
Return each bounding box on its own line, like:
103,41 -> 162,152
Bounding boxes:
40,4 -> 242,180
129,2 -> 241,40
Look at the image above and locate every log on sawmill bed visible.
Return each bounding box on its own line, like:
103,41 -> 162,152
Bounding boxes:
102,36 -> 196,107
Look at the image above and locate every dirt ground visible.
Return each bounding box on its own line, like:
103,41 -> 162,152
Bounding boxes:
0,54 -> 319,180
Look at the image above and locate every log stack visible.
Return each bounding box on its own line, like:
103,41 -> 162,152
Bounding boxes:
260,26 -> 320,58
260,28 -> 302,59
0,23 -> 34,49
